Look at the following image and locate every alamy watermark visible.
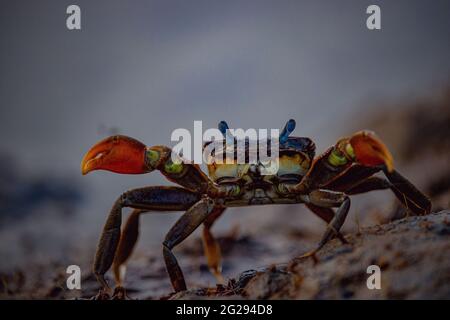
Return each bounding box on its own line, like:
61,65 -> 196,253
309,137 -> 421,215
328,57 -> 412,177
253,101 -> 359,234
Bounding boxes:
66,265 -> 81,290
65,263 -> 382,291
65,4 -> 381,34
170,121 -> 280,175
366,265 -> 381,290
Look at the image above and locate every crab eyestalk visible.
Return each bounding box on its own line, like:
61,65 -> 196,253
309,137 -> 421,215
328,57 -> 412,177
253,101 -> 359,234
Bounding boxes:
349,130 -> 394,172
81,135 -> 150,175
279,119 -> 296,144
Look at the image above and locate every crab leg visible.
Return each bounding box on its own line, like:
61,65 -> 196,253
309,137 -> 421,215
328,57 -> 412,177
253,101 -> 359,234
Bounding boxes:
301,171 -> 430,260
163,197 -> 216,292
342,174 -> 426,215
343,176 -> 390,194
326,165 -> 431,215
112,209 -> 142,286
112,206 -> 227,287
299,190 -> 350,259
305,204 -> 348,244
323,164 -> 381,191
93,186 -> 200,291
202,207 -> 226,283
383,168 -> 431,214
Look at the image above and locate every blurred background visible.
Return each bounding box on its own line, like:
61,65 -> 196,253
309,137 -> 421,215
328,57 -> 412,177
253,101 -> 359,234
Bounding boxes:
0,0 -> 449,298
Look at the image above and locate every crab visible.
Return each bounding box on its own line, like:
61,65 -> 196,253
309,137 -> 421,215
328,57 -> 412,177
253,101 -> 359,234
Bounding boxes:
81,119 -> 431,298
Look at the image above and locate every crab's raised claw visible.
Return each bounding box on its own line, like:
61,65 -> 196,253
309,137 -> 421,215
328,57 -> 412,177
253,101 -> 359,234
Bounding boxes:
81,135 -> 150,175
349,130 -> 394,172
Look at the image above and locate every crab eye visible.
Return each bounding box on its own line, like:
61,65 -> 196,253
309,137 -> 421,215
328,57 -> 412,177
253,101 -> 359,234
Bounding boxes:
328,149 -> 348,166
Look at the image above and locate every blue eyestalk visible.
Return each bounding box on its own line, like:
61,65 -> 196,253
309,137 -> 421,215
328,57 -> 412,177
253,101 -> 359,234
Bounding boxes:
218,121 -> 230,137
279,119 -> 296,144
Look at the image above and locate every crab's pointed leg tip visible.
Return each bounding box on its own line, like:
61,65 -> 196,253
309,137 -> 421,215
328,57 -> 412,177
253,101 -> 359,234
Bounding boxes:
295,250 -> 318,263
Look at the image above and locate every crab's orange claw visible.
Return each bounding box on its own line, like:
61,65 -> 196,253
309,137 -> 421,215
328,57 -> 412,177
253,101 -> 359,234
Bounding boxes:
81,135 -> 149,175
349,131 -> 394,172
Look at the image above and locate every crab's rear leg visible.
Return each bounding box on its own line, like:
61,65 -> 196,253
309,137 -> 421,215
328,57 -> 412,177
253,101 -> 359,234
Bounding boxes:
382,168 -> 431,214
112,209 -> 141,287
325,165 -> 431,215
93,186 -> 200,294
202,207 -> 226,284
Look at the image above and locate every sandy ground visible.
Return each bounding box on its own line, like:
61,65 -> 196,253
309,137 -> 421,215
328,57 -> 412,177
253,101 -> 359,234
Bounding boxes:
2,210 -> 448,300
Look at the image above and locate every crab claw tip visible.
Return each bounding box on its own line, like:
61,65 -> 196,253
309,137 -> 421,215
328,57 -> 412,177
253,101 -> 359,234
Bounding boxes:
81,135 -> 148,175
